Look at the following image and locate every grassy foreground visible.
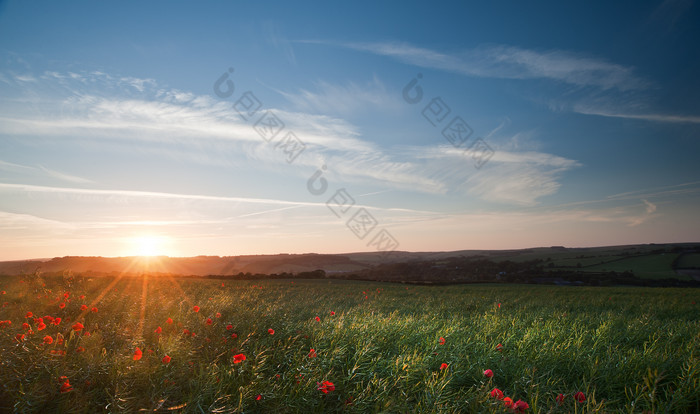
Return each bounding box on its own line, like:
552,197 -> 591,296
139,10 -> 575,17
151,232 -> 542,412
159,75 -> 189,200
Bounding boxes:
0,274 -> 698,413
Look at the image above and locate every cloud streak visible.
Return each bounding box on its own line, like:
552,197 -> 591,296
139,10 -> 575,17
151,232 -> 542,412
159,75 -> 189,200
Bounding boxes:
273,76 -> 402,116
0,69 -> 580,205
0,160 -> 94,184
303,40 -> 647,91
573,105 -> 700,124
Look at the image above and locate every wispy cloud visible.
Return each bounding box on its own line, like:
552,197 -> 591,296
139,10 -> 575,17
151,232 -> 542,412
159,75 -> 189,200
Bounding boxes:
263,21 -> 297,66
0,71 -> 377,158
273,75 -> 402,116
301,40 -> 700,126
0,182 -> 436,217
0,160 -> 33,172
642,199 -> 657,214
0,160 -> 93,184
0,182 -> 321,207
303,40 -> 647,91
0,210 -> 73,231
606,181 -> 700,201
405,143 -> 581,205
0,68 -> 580,205
38,165 -> 94,184
572,105 -> 700,124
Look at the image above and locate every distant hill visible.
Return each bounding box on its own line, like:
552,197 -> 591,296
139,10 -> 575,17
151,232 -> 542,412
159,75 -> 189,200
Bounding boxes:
1,243 -> 699,285
0,253 -> 373,277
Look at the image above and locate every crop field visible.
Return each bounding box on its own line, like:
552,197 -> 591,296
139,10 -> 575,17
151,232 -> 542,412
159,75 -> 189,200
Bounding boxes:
0,274 -> 698,413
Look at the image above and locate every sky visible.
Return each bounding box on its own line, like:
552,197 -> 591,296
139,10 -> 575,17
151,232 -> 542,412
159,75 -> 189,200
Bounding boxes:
0,1 -> 699,260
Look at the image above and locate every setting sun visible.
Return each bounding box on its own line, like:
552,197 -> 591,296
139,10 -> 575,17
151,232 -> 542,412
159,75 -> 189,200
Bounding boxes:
129,235 -> 170,257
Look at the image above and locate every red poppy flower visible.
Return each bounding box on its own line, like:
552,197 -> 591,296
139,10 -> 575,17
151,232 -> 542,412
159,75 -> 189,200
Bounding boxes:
330,311 -> 335,316
490,388 -> 504,400
308,348 -> 317,358
193,306 -> 200,312
76,346 -> 85,353
43,335 -> 54,344
15,333 -> 25,342
268,328 -> 274,335
439,337 -> 445,345
59,379 -> 73,393
83,331 -> 90,336
162,355 -> 171,364
72,322 -> 84,331
166,318 -> 173,324
37,322 -> 46,331
226,324 -> 233,330
233,353 -> 246,363
255,394 -> 262,401
22,322 -> 30,330
79,295 -> 85,299
59,303 -> 66,309
221,282 -> 225,287
574,391 -> 586,403
497,303 -> 501,308
314,316 -> 320,322
483,369 -> 494,378
154,326 -> 162,334
183,329 -> 190,336
317,381 -> 335,393
439,363 -> 448,370
495,343 -> 504,351
216,312 -> 221,318
513,400 -> 529,412
91,307 -> 98,313
25,311 -> 33,318
206,318 -> 213,325
503,397 -> 513,408
133,347 -> 143,360
556,393 -> 566,404
53,317 -> 61,325
231,333 -> 238,339
63,292 -> 70,299
80,305 -> 88,311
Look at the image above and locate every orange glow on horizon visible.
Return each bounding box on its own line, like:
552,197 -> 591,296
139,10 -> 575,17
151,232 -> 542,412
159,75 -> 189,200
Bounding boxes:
126,235 -> 173,257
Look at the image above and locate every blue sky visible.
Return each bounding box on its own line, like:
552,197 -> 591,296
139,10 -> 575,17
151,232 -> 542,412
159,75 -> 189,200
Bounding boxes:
1,1 -> 699,260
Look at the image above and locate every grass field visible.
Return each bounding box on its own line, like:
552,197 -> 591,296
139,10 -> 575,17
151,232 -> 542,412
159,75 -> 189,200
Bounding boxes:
676,253 -> 700,269
1,274 -> 698,413
475,245 -> 696,281
581,254 -> 681,279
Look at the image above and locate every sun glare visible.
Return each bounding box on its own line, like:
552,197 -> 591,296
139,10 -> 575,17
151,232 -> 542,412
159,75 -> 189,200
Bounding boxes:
130,235 -> 170,257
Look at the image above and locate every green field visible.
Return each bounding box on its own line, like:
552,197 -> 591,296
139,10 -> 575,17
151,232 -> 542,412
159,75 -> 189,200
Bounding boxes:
1,275 -> 698,413
581,254 -> 680,279
677,253 -> 700,269
474,245 -> 696,281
